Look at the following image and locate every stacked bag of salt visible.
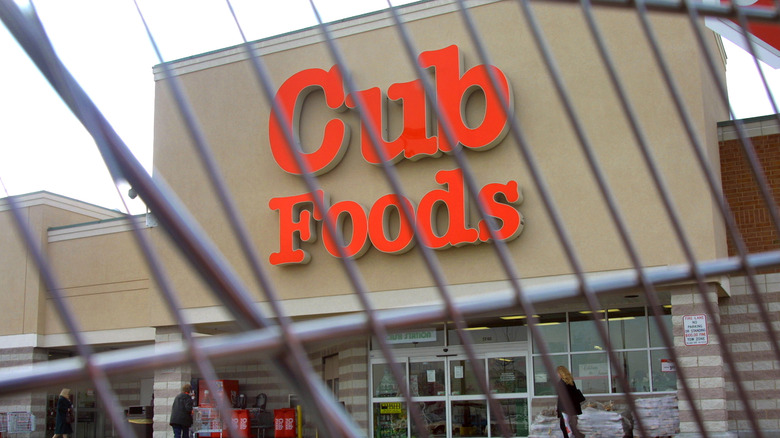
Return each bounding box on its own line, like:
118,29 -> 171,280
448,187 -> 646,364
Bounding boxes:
633,396 -> 680,437
577,405 -> 627,437
528,409 -> 564,438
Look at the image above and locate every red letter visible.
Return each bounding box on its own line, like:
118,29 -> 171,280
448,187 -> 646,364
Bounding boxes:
418,45 -> 512,152
477,181 -> 524,242
268,191 -> 326,265
416,169 -> 479,249
346,81 -> 438,165
322,200 -> 371,259
368,194 -> 416,254
269,66 -> 350,175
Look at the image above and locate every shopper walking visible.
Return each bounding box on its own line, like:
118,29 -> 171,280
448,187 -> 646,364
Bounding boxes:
169,383 -> 194,438
556,366 -> 585,438
53,388 -> 73,438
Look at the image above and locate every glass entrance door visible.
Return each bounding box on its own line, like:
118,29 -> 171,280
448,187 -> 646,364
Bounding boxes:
372,352 -> 529,437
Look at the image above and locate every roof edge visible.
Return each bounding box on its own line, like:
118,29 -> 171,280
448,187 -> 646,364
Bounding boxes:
0,190 -> 124,220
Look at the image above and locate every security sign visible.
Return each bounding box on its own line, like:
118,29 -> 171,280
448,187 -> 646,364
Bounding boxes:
683,314 -> 709,346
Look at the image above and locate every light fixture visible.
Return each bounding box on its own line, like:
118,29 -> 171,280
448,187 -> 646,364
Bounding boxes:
500,315 -> 540,320
464,326 -> 490,331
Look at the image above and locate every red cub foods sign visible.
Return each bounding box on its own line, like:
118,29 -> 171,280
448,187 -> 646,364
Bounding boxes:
268,45 -> 524,265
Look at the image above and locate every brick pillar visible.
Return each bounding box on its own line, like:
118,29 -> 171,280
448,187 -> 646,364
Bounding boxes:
672,284 -> 732,437
0,347 -> 48,438
338,341 -> 369,435
153,327 -> 192,438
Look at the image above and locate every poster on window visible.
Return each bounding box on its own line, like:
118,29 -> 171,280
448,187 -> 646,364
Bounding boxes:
683,314 -> 708,346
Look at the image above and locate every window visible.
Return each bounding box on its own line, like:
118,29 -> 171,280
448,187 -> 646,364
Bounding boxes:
532,306 -> 675,396
532,313 -> 567,354
324,354 -> 339,399
448,318 -> 528,345
372,363 -> 405,398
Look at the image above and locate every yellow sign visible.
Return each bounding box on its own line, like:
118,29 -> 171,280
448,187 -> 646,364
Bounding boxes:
380,402 -> 402,414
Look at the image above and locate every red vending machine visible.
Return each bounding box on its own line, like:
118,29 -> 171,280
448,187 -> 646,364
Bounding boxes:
197,380 -> 240,437
198,380 -> 239,408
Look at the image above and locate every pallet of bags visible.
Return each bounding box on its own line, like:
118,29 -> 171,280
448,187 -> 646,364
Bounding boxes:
633,396 -> 680,437
577,405 -> 626,437
528,409 -> 564,438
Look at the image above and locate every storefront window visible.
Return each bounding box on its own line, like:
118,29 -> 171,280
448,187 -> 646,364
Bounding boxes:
648,306 -> 673,348
532,355 -> 568,396
489,399 -> 529,437
650,350 -> 677,392
451,400 -> 487,437
448,318 -> 528,345
449,360 -> 481,396
410,401 -> 447,437
488,356 -> 527,394
373,402 -> 408,438
530,306 -> 675,396
532,313 -> 567,354
569,310 -> 607,352
611,351 -> 650,393
373,363 -> 406,398
609,307 -> 648,349
410,361 -> 446,397
571,352 -> 609,394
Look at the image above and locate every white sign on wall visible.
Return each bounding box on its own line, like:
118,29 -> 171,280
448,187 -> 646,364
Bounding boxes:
683,314 -> 708,346
385,329 -> 437,344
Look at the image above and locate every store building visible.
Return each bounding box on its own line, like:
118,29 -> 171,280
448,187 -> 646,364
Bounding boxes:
1,1 -> 779,437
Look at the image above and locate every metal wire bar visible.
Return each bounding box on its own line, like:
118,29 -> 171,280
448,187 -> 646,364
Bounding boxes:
1,193 -> 136,438
306,1 -> 529,435
542,0 -> 780,22
631,1 -> 773,435
491,0 -> 687,434
131,1 -> 364,435
1,249 -> 777,396
683,0 -> 780,374
1,1 -> 780,438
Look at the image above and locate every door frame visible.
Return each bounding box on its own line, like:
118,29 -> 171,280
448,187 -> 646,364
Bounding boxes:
369,342 -> 530,437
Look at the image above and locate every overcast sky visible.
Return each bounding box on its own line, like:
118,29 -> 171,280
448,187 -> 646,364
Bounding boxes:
1,0 -> 778,215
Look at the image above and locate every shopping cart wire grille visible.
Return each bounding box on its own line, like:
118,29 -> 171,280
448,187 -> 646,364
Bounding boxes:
1,0 -> 779,437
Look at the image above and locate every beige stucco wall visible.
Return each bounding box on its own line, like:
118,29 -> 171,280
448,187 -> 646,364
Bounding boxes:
150,2 -> 728,310
45,229 -> 155,334
0,193 -> 125,337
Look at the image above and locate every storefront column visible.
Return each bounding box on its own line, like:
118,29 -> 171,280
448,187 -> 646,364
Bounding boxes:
0,347 -> 48,438
672,284 -> 731,437
153,326 -> 192,438
335,341 -> 369,434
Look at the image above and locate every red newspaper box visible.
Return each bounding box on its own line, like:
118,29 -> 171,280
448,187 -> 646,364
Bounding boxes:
273,408 -> 296,438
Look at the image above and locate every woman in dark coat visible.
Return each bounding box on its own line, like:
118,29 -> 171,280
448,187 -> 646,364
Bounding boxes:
556,366 -> 584,438
53,388 -> 73,438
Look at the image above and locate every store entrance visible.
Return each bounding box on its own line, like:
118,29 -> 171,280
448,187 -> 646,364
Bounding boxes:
372,348 -> 530,437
